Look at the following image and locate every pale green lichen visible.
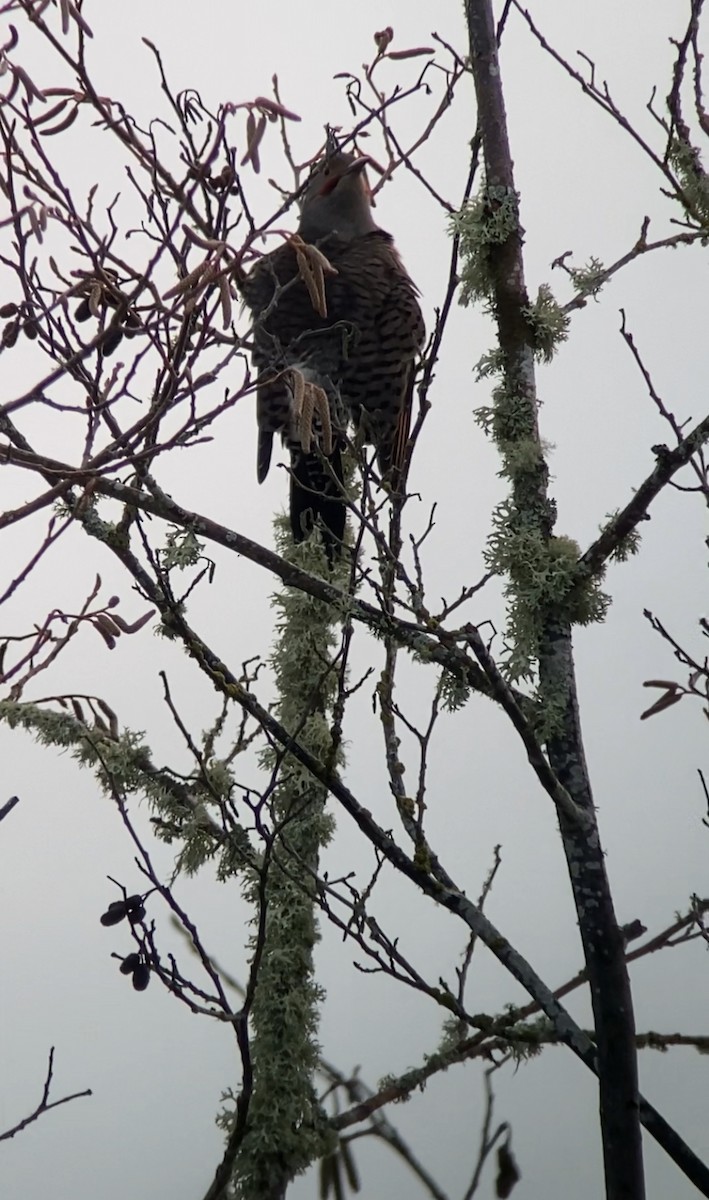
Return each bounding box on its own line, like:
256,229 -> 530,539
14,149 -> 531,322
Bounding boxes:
472,363 -> 609,684
486,514 -> 609,683
524,283 -> 570,361
608,525 -> 642,562
160,524 -> 204,569
505,1017 -> 553,1063
475,346 -> 506,380
0,699 -> 254,876
451,182 -> 521,307
567,256 -> 606,300
228,526 -> 347,1198
476,378 -> 538,447
440,669 -> 472,712
668,136 -> 709,230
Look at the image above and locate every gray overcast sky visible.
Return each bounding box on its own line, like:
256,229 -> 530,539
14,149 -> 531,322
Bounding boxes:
1,3 -> 708,1199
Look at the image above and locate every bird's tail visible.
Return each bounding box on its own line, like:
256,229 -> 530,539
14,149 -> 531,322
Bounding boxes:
290,444 -> 346,563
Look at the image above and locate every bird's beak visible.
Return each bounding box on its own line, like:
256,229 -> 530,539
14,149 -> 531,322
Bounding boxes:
342,155 -> 374,177
338,155 -> 376,205
317,154 -> 374,198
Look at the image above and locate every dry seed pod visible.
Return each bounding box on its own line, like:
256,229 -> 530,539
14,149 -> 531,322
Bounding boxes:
312,384 -> 333,456
68,1 -> 94,38
74,298 -> 91,322
12,64 -> 45,105
132,963 -> 151,991
243,113 -> 267,173
387,47 -> 435,59
163,259 -> 208,299
93,612 -> 123,638
102,609 -> 154,635
120,953 -> 141,976
40,105 -> 80,136
100,901 -> 128,927
374,26 -> 394,52
27,205 -> 43,242
292,239 -> 328,318
182,224 -> 224,251
88,282 -> 103,318
298,385 -> 314,454
96,698 -> 119,740
218,273 -> 232,329
214,164 -> 235,190
495,1141 -> 520,1198
101,327 -> 123,357
640,689 -> 683,721
122,310 -> 140,337
2,321 -> 19,348
33,97 -> 70,128
303,244 -> 338,276
2,71 -> 20,106
0,302 -> 18,318
242,110 -> 256,165
91,620 -> 116,650
253,96 -> 301,122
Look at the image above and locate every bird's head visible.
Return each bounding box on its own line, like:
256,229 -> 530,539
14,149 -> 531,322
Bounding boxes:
298,147 -> 377,242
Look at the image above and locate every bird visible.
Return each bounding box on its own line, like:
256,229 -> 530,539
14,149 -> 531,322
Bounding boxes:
240,136 -> 425,559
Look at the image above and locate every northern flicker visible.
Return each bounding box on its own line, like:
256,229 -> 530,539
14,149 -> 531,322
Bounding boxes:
241,140 -> 425,557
